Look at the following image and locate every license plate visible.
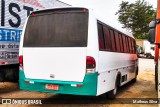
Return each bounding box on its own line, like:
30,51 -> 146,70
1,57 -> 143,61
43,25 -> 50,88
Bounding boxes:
45,84 -> 59,90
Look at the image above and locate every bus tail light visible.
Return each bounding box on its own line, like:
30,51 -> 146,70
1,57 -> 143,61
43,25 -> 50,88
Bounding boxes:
86,56 -> 96,73
19,55 -> 23,70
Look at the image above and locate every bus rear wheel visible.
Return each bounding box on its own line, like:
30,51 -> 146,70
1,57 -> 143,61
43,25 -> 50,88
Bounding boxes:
5,68 -> 19,82
106,76 -> 120,99
132,67 -> 138,83
0,71 -> 4,82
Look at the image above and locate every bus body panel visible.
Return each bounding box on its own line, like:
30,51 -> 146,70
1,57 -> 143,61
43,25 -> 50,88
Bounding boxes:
19,70 -> 98,96
86,11 -> 99,71
23,48 -> 87,82
96,51 -> 137,95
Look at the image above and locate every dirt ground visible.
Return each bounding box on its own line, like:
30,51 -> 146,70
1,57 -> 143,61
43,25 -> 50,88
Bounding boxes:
0,58 -> 158,107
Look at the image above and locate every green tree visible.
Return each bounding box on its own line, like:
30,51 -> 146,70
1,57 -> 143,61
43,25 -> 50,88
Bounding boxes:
116,0 -> 156,39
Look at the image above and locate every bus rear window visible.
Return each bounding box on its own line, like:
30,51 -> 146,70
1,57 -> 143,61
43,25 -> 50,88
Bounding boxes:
23,9 -> 88,47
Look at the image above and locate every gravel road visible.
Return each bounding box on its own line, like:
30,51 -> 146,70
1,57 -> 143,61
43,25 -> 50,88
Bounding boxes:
0,58 -> 157,107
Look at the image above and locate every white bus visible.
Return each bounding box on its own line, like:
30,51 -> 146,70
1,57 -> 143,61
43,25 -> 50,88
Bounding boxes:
19,7 -> 138,99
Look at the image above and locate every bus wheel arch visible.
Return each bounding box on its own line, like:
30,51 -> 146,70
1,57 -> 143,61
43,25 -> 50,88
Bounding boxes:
116,72 -> 121,87
132,67 -> 138,83
106,72 -> 121,99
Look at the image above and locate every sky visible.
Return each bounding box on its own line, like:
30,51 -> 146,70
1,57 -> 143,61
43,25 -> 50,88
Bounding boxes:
60,0 -> 157,33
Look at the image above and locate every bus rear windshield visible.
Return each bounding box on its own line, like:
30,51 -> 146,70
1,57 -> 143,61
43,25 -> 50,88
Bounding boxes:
23,9 -> 88,47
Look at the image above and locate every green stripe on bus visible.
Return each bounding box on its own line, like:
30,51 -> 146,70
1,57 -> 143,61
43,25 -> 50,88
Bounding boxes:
19,70 -> 98,96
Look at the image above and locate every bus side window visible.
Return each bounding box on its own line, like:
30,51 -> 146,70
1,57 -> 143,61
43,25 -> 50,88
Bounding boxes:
131,39 -> 134,53
125,37 -> 129,53
103,26 -> 111,51
133,40 -> 136,54
98,23 -> 105,50
128,38 -> 132,53
122,35 -> 127,53
118,33 -> 123,53
115,31 -> 120,52
110,29 -> 116,52
126,37 -> 130,53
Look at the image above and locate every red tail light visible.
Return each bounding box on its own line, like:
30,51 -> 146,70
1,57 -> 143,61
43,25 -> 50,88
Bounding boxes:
25,80 -> 30,84
19,55 -> 23,70
19,56 -> 23,70
76,84 -> 83,88
31,13 -> 35,17
1,62 -> 5,64
86,56 -> 96,73
19,56 -> 23,64
86,56 -> 96,69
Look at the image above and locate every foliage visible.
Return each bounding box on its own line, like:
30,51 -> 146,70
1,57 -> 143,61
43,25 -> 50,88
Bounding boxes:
116,0 -> 156,39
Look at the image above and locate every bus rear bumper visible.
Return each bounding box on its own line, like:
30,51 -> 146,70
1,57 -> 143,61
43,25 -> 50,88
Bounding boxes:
19,70 -> 98,96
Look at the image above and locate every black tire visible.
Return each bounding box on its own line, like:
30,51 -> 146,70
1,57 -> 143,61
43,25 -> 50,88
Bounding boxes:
106,76 -> 120,99
132,77 -> 137,83
155,63 -> 158,91
0,71 -> 4,82
132,67 -> 138,83
5,68 -> 19,82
